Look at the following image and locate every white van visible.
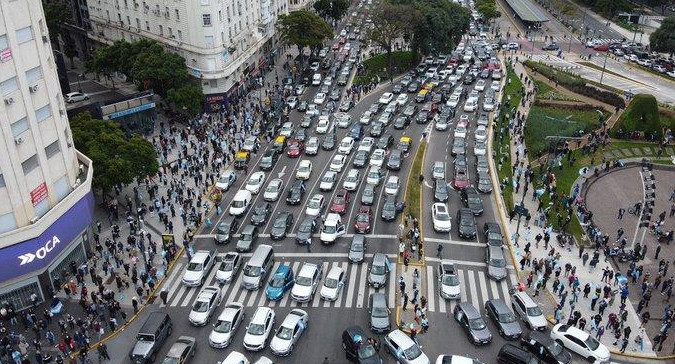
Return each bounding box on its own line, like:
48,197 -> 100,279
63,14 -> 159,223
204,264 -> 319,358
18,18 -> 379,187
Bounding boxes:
320,213 -> 346,244
229,190 -> 252,216
312,73 -> 322,86
241,244 -> 274,290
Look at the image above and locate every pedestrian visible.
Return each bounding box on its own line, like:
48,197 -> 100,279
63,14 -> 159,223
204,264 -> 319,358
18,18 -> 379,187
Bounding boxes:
159,288 -> 168,305
399,277 -> 406,295
97,343 -> 111,361
306,238 -> 312,253
620,337 -> 629,353
436,244 -> 443,258
595,325 -> 605,340
617,208 -> 625,220
655,245 -> 661,260
402,292 -> 409,311
420,315 -> 429,333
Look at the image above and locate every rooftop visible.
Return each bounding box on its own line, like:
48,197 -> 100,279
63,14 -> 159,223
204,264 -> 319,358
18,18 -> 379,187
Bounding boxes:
504,0 -> 549,23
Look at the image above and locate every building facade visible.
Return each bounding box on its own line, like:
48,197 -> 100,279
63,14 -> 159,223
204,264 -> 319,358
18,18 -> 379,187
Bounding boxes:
0,0 -> 94,310
86,0 -> 288,108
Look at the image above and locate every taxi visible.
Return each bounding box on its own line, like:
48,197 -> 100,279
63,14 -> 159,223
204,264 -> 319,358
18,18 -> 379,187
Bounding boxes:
234,151 -> 249,170
398,136 -> 412,153
415,89 -> 429,103
272,135 -> 287,154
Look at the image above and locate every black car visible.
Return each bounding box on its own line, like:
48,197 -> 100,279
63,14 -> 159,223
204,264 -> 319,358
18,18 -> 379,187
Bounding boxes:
353,150 -> 369,168
215,217 -> 240,244
520,331 -> 572,364
260,150 -> 278,171
483,222 -> 504,247
296,217 -> 316,244
453,302 -> 493,345
297,101 -> 308,112
341,326 -> 383,363
322,133 -> 336,150
270,212 -> 294,240
416,111 -> 429,124
393,116 -> 410,130
485,299 -> 522,340
381,195 -> 397,221
463,74 -> 475,85
542,43 -> 560,51
250,203 -> 272,226
377,134 -> 393,150
457,208 -> 477,239
461,187 -> 484,216
286,180 -> 306,205
434,178 -> 450,202
386,149 -> 402,171
369,122 -> 383,137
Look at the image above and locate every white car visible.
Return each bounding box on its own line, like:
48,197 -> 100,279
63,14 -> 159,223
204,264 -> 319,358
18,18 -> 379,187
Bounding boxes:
550,324 -> 610,363
323,76 -> 333,86
315,117 -> 331,134
319,171 -> 338,191
336,113 -> 352,128
306,194 -> 325,217
306,103 -> 320,116
667,70 -> 675,78
296,160 -> 313,180
216,171 -> 237,191
338,136 -> 355,154
305,137 -> 320,155
313,92 -> 327,105
379,92 -> 394,104
435,118 -> 448,131
65,92 -> 90,103
188,286 -> 222,326
432,203 -> 452,232
446,95 -> 460,108
396,93 -> 409,105
483,97 -> 495,111
243,307 -> 275,352
475,79 -> 486,91
474,125 -> 487,142
330,154 -> 346,172
463,99 -> 477,112
370,149 -> 386,167
358,137 -> 375,153
263,179 -> 284,202
291,263 -> 323,302
383,329 -> 430,364
454,123 -> 468,139
360,111 -> 373,125
490,80 -> 501,92
215,252 -> 241,284
366,165 -> 382,185
384,175 -> 400,196
378,112 -> 393,126
385,101 -> 399,114
343,169 -> 361,191
437,261 -> 460,300
269,309 -> 309,356
320,266 -> 345,301
473,141 -> 486,156
287,96 -> 299,109
279,122 -> 294,137
209,303 -> 245,348
245,172 -> 266,194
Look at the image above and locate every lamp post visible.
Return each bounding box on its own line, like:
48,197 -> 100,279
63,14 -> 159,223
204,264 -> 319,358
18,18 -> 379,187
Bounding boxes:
599,50 -> 609,84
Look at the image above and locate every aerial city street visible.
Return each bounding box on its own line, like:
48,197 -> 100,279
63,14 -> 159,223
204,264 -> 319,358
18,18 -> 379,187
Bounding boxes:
1,0 -> 675,363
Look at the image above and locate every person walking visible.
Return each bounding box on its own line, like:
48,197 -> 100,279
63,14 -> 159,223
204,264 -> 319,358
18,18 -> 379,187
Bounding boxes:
159,288 -> 168,305
436,244 -> 443,258
402,292 -> 409,311
306,238 -> 312,253
399,277 -> 406,295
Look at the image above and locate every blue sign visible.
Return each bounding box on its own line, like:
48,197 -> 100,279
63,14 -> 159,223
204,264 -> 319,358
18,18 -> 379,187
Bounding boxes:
0,192 -> 94,283
105,103 -> 156,120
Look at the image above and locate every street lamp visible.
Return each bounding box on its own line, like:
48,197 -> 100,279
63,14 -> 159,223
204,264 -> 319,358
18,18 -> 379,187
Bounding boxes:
599,50 -> 609,84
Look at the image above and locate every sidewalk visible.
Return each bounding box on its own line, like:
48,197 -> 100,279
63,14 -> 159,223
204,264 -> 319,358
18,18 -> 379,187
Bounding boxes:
496,59 -> 656,358
396,216 -> 428,336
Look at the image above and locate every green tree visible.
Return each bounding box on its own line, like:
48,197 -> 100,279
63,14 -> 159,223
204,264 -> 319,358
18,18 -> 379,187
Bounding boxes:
476,1 -> 501,23
42,1 -> 70,49
402,0 -> 472,56
366,3 -> 420,80
277,10 -> 333,69
61,32 -> 78,68
650,16 -> 675,54
166,84 -> 205,115
69,113 -> 158,194
313,0 -> 350,22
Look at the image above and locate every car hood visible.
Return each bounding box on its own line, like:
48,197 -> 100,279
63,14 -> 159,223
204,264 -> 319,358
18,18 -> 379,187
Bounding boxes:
382,208 -> 395,218
209,330 -> 233,345
296,230 -> 312,242
216,270 -> 234,282
266,286 -> 286,300
131,341 -> 154,358
501,321 -> 522,337
530,314 -> 548,328
251,214 -> 266,224
370,315 -> 390,331
369,272 -> 386,285
473,327 -> 492,342
271,226 -> 285,236
189,310 -> 208,323
270,336 -> 292,354
263,191 -> 278,199
183,270 -> 202,283
236,239 -> 253,251
244,332 -> 268,347
441,284 -> 460,297
435,219 -> 452,229
488,265 -> 507,280
292,284 -> 313,297
321,285 -> 338,299
468,201 -> 483,212
593,344 -> 611,361
349,250 -> 364,262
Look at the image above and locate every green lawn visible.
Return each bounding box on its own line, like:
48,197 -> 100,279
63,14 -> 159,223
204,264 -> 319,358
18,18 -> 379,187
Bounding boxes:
524,106 -> 608,157
353,51 -> 414,86
405,140 -> 427,221
534,80 -> 580,102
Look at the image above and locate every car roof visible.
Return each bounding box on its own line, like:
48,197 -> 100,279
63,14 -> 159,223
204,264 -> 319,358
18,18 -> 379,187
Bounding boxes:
525,330 -> 553,345
224,252 -> 239,261
326,266 -> 344,279
371,292 -> 387,306
191,250 -> 212,262
274,264 -> 292,276
387,329 -> 415,347
488,246 -> 504,256
251,307 -> 273,323
218,303 -> 243,320
280,309 -> 306,328
166,337 -> 194,357
196,286 -> 219,302
457,302 -> 481,318
487,298 -> 509,313
440,260 -> 456,273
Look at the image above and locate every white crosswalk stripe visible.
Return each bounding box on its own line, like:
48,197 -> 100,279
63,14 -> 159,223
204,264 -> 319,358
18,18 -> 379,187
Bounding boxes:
160,259 -> 518,311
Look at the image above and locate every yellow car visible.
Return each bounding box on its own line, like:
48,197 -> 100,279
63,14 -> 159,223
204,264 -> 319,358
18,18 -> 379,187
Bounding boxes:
272,135 -> 287,153
398,136 -> 412,152
234,151 -> 250,170
415,89 -> 429,103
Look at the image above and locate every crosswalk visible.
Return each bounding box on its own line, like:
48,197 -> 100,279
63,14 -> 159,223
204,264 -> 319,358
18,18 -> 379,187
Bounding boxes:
159,258 -> 517,313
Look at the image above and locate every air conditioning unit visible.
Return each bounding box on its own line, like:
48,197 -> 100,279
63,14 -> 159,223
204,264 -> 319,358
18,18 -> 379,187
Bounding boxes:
29,84 -> 39,93
29,216 -> 39,224
42,35 -> 49,43
66,141 -> 73,147
14,137 -> 24,145
4,97 -> 15,105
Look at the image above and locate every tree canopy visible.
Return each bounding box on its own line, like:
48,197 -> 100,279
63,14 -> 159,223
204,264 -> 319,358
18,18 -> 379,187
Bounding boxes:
277,10 -> 333,64
365,3 -> 420,79
475,0 -> 501,23
650,16 -> 675,54
581,0 -> 632,19
314,0 -> 350,21
70,113 -> 159,194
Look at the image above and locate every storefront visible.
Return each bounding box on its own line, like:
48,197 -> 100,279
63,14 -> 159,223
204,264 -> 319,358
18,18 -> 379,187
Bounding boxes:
0,192 -> 94,311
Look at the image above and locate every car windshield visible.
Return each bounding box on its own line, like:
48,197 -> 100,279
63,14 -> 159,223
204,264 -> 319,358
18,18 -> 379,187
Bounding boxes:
270,277 -> 286,288
461,218 -> 473,226
386,182 -> 397,189
266,185 -> 279,192
248,323 -> 266,335
324,225 -> 336,234
498,312 -> 516,323
383,202 -> 395,212
221,262 -> 234,271
325,278 -> 339,288
213,320 -> 232,333
442,275 -> 459,286
372,306 -> 389,317
299,165 -> 309,172
585,335 -> 600,350
356,214 -> 369,222
404,345 -> 423,360
357,345 -> 377,359
469,318 -> 487,330
308,200 -> 320,208
296,276 -> 312,286
371,265 -> 385,274
193,301 -> 209,313
334,198 -> 345,205
468,196 -> 481,204
351,242 -> 364,252
136,334 -> 154,342
187,262 -> 203,271
244,266 -> 261,277
218,176 -> 229,183
273,218 -> 286,228
299,222 -> 312,233
276,326 -> 293,340
548,341 -> 564,355
322,176 -> 333,182
161,357 -> 179,364
526,306 -> 543,316
436,213 -> 450,221
363,188 -> 373,197
490,257 -> 506,267
488,232 -> 502,240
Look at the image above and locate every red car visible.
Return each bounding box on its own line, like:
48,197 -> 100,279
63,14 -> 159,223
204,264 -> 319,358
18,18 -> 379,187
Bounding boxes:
330,189 -> 350,215
332,42 -> 340,50
354,206 -> 373,233
286,140 -> 305,158
593,44 -> 609,52
453,166 -> 471,190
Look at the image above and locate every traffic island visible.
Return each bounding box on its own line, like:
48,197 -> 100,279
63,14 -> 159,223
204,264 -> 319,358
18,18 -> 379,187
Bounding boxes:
395,139 -> 428,335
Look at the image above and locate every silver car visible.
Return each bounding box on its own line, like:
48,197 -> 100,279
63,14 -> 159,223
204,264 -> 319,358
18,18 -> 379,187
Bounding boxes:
188,286 -> 222,326
486,246 -> 507,281
209,303 -> 245,348
348,235 -> 366,263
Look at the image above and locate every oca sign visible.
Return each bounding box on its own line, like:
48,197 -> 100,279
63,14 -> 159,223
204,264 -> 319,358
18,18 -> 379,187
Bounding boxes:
18,236 -> 60,265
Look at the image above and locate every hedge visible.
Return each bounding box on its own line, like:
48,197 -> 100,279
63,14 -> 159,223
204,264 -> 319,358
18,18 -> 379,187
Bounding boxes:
353,51 -> 414,85
612,94 -> 664,139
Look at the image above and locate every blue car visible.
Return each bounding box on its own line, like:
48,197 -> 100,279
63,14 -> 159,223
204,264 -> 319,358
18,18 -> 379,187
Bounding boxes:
266,264 -> 295,301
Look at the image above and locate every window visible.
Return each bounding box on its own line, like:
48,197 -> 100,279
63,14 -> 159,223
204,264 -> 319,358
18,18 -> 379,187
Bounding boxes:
0,35 -> 8,50
45,140 -> 60,158
53,175 -> 72,201
11,117 -> 29,136
36,104 -> 51,122
204,35 -> 214,47
1,76 -> 18,96
22,154 -> 39,175
145,21 -> 150,31
136,18 -> 140,29
168,28 -> 173,37
0,174 -> 5,187
16,26 -> 33,44
159,25 -> 163,36
202,14 -> 212,26
218,10 -> 222,21
0,212 -> 17,234
175,9 -> 180,20
25,66 -> 42,84
209,79 -> 217,88
201,0 -> 209,4
34,197 -> 50,218
126,16 -> 131,26
177,30 -> 182,40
